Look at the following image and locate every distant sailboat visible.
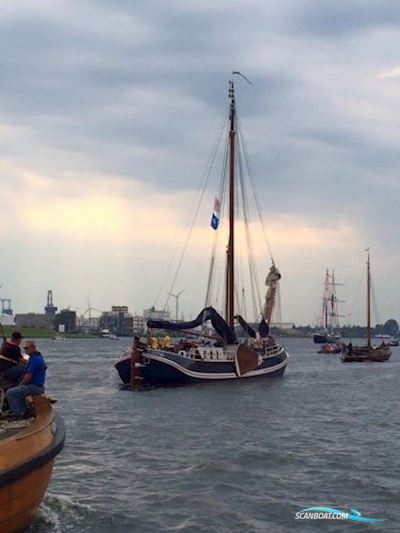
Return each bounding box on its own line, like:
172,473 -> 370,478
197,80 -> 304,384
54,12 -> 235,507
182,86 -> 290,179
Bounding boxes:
341,251 -> 391,363
115,73 -> 289,386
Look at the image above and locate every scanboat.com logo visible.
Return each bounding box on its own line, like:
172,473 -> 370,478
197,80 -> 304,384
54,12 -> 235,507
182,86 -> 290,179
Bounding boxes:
295,506 -> 384,523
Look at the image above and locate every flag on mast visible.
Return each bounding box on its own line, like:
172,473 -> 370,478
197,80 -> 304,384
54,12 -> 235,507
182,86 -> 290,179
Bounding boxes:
210,197 -> 221,230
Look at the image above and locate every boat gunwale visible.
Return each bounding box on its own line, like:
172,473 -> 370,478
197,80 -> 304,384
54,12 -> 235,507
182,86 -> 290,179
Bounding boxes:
134,349 -> 289,380
15,406 -> 55,441
0,411 -> 65,488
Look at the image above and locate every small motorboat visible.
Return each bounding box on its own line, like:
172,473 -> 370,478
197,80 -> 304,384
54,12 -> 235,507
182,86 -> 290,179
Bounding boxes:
318,342 -> 342,354
101,329 -> 119,340
52,334 -> 66,342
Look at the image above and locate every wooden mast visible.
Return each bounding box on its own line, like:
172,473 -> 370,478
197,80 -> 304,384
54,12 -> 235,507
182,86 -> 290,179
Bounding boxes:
367,250 -> 371,349
226,78 -> 236,327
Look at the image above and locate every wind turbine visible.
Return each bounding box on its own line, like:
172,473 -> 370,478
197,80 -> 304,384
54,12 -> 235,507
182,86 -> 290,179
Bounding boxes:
83,300 -> 102,319
167,289 -> 185,321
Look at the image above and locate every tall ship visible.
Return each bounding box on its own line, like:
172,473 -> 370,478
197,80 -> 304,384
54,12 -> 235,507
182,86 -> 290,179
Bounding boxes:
115,73 -> 289,386
313,269 -> 342,344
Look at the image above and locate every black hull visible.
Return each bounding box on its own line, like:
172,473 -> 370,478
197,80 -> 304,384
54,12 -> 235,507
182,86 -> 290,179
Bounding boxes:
313,333 -> 340,344
115,347 -> 288,386
313,334 -> 328,344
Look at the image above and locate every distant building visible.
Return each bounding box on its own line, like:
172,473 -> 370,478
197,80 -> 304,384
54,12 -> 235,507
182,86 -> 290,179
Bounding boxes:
100,306 -> 133,336
111,306 -> 129,314
132,315 -> 145,335
54,309 -> 77,333
15,313 -> 54,329
78,316 -> 100,332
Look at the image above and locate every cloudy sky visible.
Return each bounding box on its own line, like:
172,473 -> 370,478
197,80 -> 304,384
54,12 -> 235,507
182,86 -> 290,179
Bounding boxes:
1,0 -> 400,326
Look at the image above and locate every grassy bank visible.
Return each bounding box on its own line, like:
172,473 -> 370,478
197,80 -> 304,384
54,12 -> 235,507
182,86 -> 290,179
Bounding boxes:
1,326 -> 98,339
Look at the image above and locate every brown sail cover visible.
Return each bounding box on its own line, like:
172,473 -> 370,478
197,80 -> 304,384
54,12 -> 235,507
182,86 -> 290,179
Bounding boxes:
234,343 -> 261,377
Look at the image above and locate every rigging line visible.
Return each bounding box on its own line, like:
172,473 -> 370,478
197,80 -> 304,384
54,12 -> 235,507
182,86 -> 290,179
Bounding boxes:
235,176 -> 248,322
238,146 -> 261,321
347,270 -> 363,322
161,117 -> 227,310
238,131 -> 262,314
206,133 -> 229,306
273,283 -> 282,325
160,114 -> 228,311
237,118 -> 275,264
242,288 -> 248,319
371,279 -> 380,326
237,122 -> 273,319
157,113 -> 228,310
235,172 -> 246,318
205,133 -> 229,306
215,135 -> 229,314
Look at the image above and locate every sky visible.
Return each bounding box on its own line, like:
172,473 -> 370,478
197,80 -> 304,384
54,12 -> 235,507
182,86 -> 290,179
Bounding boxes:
1,0 -> 400,326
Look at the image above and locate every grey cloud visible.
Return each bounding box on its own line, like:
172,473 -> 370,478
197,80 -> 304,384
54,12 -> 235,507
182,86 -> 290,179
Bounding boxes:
288,0 -> 400,37
1,1 -> 400,321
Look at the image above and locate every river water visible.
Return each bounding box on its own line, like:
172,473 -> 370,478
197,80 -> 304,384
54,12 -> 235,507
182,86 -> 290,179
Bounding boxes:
26,337 -> 399,532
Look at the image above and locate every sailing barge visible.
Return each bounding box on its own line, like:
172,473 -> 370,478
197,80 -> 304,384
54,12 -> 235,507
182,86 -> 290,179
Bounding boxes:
342,251 -> 391,363
0,395 -> 65,532
115,74 -> 289,386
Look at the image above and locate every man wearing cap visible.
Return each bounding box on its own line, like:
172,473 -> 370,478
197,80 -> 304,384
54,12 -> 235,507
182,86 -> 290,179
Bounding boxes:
6,340 -> 46,418
0,331 -> 27,383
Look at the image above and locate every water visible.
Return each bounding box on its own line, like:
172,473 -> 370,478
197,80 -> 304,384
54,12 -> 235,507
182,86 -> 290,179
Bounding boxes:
26,337 -> 400,532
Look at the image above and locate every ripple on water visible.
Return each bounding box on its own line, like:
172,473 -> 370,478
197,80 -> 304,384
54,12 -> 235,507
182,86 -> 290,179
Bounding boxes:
36,338 -> 400,532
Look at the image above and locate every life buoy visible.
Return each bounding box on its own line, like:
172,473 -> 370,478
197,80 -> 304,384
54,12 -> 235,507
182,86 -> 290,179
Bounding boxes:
178,350 -> 187,356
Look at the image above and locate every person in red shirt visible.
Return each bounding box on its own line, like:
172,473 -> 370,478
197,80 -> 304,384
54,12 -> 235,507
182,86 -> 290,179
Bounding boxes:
0,331 -> 27,383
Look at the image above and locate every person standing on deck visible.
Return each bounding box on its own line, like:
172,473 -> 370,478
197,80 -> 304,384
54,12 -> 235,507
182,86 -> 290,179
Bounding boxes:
6,340 -> 46,418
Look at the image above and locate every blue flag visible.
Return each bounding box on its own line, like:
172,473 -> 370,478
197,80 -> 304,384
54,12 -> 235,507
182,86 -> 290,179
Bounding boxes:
211,213 -> 219,229
210,197 -> 221,230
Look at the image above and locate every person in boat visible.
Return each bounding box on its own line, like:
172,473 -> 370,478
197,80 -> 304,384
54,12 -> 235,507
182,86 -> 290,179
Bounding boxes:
255,332 -> 263,349
149,336 -> 159,349
0,331 -> 27,384
6,340 -> 46,419
348,342 -> 353,354
266,335 -> 275,347
161,334 -> 173,349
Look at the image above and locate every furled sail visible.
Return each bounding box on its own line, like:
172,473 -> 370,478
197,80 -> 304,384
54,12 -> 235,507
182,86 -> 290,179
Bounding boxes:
147,306 -> 237,344
263,263 -> 281,323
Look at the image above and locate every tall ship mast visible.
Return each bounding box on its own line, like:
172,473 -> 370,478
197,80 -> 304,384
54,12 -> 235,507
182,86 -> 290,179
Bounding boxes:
313,269 -> 342,344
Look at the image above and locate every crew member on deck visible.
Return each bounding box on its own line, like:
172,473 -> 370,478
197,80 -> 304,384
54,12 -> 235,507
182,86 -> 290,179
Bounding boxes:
0,331 -> 27,383
149,336 -> 159,349
6,340 -> 47,419
348,342 -> 353,354
161,335 -> 172,349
